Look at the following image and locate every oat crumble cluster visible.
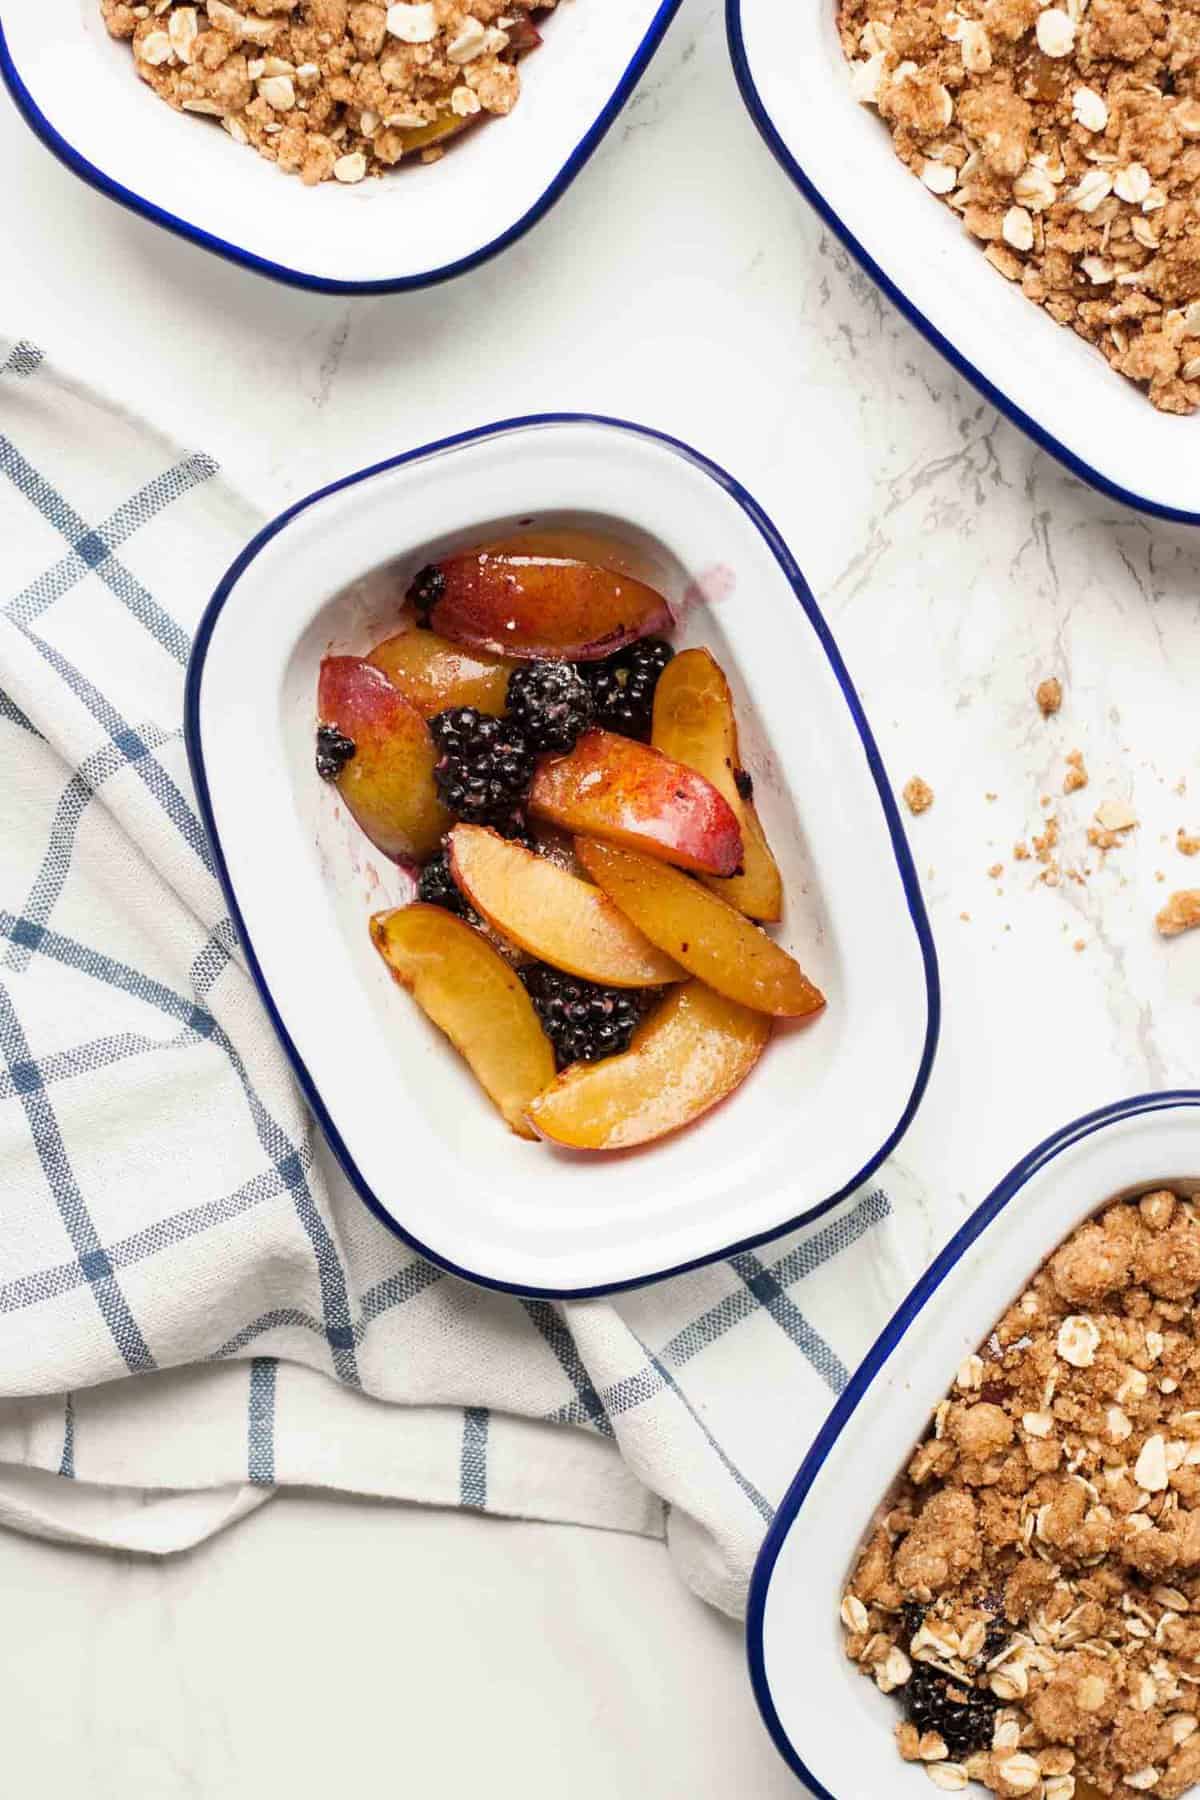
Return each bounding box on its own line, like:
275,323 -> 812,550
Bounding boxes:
842,1189 -> 1200,1798
101,0 -> 551,185
837,0 -> 1200,411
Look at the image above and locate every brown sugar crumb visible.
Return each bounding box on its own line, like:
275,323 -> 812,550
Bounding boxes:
1032,814 -> 1059,863
988,862 -> 1005,879
100,0 -> 553,185
1063,752 -> 1088,796
841,1188 -> 1200,1800
1014,841 -> 1031,862
905,776 -> 936,816
1157,889 -> 1200,937
1036,678 -> 1064,718
1177,830 -> 1200,858
837,0 -> 1200,413
1072,936 -> 1086,951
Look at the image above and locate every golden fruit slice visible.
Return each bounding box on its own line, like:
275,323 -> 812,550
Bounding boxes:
576,839 -> 825,1020
528,729 -> 743,876
367,628 -> 515,717
318,656 -> 451,861
651,648 -> 783,922
525,981 -> 770,1150
449,825 -> 683,988
370,904 -> 555,1139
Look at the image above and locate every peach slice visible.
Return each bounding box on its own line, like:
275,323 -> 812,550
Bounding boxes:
525,981 -> 770,1150
367,628 -> 515,717
449,825 -> 684,987
576,839 -> 825,1019
318,656 -> 450,862
528,730 -> 743,876
651,648 -> 783,923
413,550 -> 673,661
370,904 -> 555,1138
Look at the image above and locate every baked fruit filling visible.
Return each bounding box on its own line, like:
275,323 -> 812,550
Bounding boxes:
316,534 -> 826,1149
842,1187 -> 1200,1799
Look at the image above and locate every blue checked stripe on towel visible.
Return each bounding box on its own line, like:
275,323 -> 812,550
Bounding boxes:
0,339 -> 926,1614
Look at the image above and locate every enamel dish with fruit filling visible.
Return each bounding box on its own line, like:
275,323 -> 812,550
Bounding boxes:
185,414 -> 938,1296
0,0 -> 679,293
748,1091 -> 1200,1797
726,0 -> 1200,522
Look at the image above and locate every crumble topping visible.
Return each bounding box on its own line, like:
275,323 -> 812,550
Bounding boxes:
842,1189 -> 1200,1799
101,0 -> 551,182
837,0 -> 1200,411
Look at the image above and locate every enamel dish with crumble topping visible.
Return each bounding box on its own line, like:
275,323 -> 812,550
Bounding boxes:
184,415 -> 938,1295
749,1092 -> 1200,1800
728,0 -> 1200,518
0,0 -> 680,290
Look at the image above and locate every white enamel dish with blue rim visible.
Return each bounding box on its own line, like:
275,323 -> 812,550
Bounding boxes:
747,1091 -> 1200,1795
727,0 -> 1200,524
184,414 -> 939,1297
0,0 -> 679,293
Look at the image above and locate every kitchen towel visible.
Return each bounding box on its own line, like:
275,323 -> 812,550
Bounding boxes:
0,337 -> 935,1618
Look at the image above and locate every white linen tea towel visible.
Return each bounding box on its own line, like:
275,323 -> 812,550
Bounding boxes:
0,337 -> 937,1619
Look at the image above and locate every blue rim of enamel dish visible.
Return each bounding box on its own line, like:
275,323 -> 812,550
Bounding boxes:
0,3 -> 681,295
725,0 -> 1200,527
184,412 -> 941,1298
746,1088 -> 1200,1795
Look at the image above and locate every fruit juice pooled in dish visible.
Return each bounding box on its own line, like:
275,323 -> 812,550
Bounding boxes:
315,532 -> 826,1150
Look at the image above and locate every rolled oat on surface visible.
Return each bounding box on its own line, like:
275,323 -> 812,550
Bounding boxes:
841,1189 -> 1200,1799
837,0 -> 1200,412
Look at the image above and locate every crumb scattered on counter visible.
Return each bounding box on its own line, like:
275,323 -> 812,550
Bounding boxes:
1062,750 -> 1088,795
1178,829 -> 1200,857
1157,889 -> 1200,937
1035,677 -> 1063,718
904,776 -> 936,815
1072,937 -> 1086,951
987,862 -> 1004,879
1088,799 -> 1140,851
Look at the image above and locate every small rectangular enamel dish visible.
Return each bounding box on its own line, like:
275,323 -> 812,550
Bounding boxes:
185,414 -> 938,1296
0,0 -> 678,292
748,1090 -> 1200,1795
727,0 -> 1200,523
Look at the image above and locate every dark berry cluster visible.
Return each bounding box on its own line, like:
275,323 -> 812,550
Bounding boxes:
520,965 -> 648,1069
408,563 -> 446,625
315,723 -> 356,780
430,708 -> 535,826
901,1665 -> 999,1760
416,851 -> 476,920
506,662 -> 593,752
581,638 -> 674,741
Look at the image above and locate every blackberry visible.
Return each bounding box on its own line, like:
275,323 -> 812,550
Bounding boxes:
416,852 -> 476,920
506,661 -> 593,752
520,965 -> 647,1069
430,707 -> 534,825
408,563 -> 446,624
902,1664 -> 999,1760
316,723 -> 356,780
581,637 -> 674,741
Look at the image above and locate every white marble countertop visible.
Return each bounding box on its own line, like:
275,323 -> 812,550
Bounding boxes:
3,0 -> 1199,1791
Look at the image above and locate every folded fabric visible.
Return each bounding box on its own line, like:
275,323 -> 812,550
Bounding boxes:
0,338 -> 938,1616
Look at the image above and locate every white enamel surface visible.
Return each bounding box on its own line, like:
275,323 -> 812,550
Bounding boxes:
192,419 -> 932,1293
756,1099 -> 1200,1799
734,0 -> 1200,519
0,0 -> 668,285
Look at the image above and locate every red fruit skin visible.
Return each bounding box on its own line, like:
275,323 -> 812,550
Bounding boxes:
424,552 -> 673,661
528,730 -> 744,877
317,656 -> 449,861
